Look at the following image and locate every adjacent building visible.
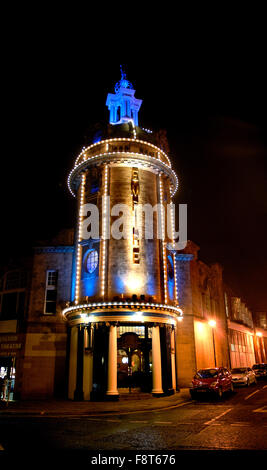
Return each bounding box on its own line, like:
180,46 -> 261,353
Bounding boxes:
224,286 -> 256,369
253,311 -> 267,364
175,241 -> 230,387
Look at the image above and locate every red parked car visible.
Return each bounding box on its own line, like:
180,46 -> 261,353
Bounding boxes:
190,367 -> 234,399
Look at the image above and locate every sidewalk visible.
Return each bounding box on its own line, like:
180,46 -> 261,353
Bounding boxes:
0,388 -> 190,416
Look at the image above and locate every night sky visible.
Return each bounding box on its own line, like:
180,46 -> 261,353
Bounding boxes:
1,40 -> 266,311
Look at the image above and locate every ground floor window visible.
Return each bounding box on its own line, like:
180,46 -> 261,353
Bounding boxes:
0,357 -> 16,401
229,329 -> 255,367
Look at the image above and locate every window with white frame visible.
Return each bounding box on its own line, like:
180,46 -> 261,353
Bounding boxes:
44,270 -> 58,314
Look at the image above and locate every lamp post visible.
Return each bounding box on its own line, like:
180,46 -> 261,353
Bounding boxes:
209,320 -> 217,367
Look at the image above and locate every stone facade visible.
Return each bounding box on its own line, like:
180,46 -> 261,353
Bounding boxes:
18,230 -> 74,399
175,241 -> 230,387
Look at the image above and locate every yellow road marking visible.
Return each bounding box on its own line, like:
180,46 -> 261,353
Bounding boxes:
244,389 -> 260,400
253,406 -> 267,413
204,408 -> 232,425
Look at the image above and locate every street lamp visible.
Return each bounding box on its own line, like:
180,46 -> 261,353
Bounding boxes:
209,320 -> 217,367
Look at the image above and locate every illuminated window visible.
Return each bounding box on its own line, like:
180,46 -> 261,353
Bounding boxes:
86,250 -> 98,274
118,326 -> 152,338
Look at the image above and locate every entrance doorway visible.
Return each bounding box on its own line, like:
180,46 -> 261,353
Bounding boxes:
117,325 -> 152,392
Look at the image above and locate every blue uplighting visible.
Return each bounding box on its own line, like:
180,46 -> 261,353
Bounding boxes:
92,130 -> 102,144
114,66 -> 134,94
167,255 -> 174,301
106,67 -> 142,127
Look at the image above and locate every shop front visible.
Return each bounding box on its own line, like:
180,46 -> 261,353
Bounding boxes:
0,334 -> 24,401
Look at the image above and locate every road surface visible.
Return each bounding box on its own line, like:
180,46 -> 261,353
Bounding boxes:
0,381 -> 266,457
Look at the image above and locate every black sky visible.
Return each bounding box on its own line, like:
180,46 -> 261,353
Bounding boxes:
1,30 -> 266,311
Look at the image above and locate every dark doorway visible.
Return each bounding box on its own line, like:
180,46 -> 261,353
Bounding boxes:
117,327 -> 152,392
90,325 -> 109,400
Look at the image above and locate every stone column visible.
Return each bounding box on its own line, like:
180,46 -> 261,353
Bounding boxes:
171,327 -> 176,392
106,324 -> 119,399
115,106 -> 118,122
142,324 -> 150,392
152,325 -> 163,396
68,326 -> 78,399
134,109 -> 138,126
174,326 -> 180,391
83,326 -> 94,401
74,325 -> 84,401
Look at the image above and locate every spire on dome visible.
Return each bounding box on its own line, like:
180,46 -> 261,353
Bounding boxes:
115,65 -> 134,94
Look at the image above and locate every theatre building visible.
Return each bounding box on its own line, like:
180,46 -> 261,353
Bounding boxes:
65,71 -> 182,401
0,72 -> 257,401
1,72 -> 183,400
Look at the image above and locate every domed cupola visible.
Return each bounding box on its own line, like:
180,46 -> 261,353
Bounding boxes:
106,66 -> 142,126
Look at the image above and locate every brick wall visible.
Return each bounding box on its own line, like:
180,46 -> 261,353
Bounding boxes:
20,248 -> 73,399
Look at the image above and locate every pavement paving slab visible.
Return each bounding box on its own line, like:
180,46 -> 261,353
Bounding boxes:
0,388 -> 191,416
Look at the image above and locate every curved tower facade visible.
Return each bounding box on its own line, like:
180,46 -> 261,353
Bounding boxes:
64,71 -> 182,400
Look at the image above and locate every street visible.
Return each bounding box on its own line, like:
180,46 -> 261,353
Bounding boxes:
0,382 -> 266,456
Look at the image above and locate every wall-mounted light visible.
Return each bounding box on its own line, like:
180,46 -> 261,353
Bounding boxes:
132,312 -> 144,322
81,313 -> 90,323
126,274 -> 143,292
208,319 -> 216,328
